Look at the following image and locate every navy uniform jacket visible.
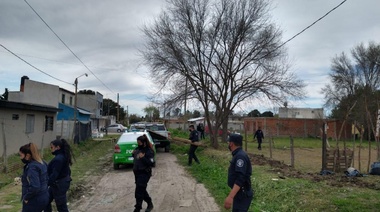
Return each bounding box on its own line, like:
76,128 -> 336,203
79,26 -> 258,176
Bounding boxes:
189,130 -> 199,142
254,130 -> 264,140
228,147 -> 252,189
21,160 -> 49,201
133,147 -> 155,172
47,149 -> 71,186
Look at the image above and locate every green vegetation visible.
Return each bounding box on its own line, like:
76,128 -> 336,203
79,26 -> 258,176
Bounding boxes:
170,130 -> 380,212
2,131 -> 379,212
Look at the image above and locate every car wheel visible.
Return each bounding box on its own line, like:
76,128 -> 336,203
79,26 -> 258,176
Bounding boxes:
117,129 -> 121,133
113,163 -> 119,170
165,145 -> 170,152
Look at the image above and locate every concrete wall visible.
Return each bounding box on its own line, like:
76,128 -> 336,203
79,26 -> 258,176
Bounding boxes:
279,107 -> 324,119
77,92 -> 103,118
0,108 -> 57,156
59,88 -> 75,107
8,79 -> 59,108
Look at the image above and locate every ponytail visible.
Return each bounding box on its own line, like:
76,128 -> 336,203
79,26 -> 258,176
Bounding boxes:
19,143 -> 43,164
51,139 -> 75,166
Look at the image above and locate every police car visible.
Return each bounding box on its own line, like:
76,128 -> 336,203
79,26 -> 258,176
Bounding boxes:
113,131 -> 156,170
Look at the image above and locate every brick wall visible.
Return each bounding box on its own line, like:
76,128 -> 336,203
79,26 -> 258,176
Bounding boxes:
244,117 -> 351,139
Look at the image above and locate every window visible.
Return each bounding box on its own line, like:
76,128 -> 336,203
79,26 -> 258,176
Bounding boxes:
45,116 -> 54,131
26,114 -> 35,134
69,97 -> 73,105
61,94 -> 65,104
12,114 -> 19,120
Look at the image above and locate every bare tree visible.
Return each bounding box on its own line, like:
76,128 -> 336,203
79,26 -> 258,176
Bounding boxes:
142,0 -> 305,147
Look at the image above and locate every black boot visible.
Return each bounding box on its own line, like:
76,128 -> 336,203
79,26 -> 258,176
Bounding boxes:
146,202 -> 154,212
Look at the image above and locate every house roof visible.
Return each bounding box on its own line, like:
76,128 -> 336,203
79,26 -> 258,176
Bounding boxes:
188,117 -> 205,122
78,108 -> 93,115
0,100 -> 62,113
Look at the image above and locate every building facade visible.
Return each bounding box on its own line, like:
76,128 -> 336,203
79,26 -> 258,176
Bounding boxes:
279,107 -> 324,119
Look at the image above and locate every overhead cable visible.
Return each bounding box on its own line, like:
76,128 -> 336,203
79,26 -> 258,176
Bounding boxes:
278,0 -> 348,49
24,0 -> 114,94
0,44 -> 72,85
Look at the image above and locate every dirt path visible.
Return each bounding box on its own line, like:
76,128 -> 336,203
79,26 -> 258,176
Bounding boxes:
70,152 -> 220,212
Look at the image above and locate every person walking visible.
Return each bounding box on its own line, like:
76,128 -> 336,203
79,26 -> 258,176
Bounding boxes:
224,134 -> 253,212
19,143 -> 49,212
133,134 -> 155,212
188,124 -> 200,166
45,139 -> 74,212
254,127 -> 264,150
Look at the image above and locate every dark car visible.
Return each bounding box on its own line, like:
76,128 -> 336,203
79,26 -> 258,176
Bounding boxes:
130,122 -> 171,152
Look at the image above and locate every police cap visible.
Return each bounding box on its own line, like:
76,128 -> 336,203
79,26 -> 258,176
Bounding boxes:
228,134 -> 242,146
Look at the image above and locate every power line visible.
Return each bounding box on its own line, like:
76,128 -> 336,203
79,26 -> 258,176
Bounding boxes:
278,0 -> 348,49
0,44 -> 72,85
24,0 -> 115,94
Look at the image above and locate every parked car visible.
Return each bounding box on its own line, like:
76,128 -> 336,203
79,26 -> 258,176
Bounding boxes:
102,124 -> 126,133
130,122 -> 171,152
113,131 -> 156,169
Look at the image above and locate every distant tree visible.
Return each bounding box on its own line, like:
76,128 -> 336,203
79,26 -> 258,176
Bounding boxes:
248,109 -> 261,117
102,98 -> 127,122
143,105 -> 160,122
261,111 -> 274,117
0,88 -> 8,100
322,41 -> 380,148
78,89 -> 95,94
142,0 -> 305,147
173,108 -> 181,117
192,110 -> 201,118
129,114 -> 143,124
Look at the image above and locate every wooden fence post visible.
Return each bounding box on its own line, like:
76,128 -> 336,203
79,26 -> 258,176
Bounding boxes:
290,135 -> 294,167
1,121 -> 7,173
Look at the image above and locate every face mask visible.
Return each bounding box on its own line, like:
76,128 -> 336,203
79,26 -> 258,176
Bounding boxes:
21,158 -> 29,164
138,144 -> 144,149
228,143 -> 232,151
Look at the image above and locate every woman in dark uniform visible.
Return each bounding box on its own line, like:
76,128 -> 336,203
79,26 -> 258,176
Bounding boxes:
45,139 -> 74,212
133,134 -> 155,212
19,142 -> 49,212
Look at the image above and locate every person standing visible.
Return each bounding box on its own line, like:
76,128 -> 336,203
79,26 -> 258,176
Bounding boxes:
199,123 -> 205,140
224,134 -> 253,212
254,127 -> 264,150
188,125 -> 200,166
19,143 -> 49,212
133,134 -> 155,212
45,139 -> 74,212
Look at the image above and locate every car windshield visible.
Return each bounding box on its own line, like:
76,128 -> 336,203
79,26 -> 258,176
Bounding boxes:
145,125 -> 165,131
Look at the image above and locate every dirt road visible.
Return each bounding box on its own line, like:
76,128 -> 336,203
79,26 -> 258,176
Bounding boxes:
70,152 -> 220,212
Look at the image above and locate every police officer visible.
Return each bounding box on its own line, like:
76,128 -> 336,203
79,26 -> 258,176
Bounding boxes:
19,143 -> 49,212
254,127 -> 264,150
45,139 -> 74,212
224,134 -> 253,212
188,125 -> 200,165
133,134 -> 155,212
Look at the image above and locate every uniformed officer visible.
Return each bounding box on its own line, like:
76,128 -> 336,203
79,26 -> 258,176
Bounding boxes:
45,139 -> 74,212
224,134 -> 253,212
19,143 -> 49,212
254,127 -> 264,150
188,125 -> 200,165
133,134 -> 155,212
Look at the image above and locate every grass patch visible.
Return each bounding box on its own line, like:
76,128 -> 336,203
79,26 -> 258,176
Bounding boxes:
169,130 -> 380,212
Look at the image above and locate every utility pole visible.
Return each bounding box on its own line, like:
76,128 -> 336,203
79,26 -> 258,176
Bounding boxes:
117,93 -> 119,123
72,73 -> 88,142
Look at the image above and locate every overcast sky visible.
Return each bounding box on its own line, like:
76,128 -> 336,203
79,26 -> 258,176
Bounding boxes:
1,0 -> 379,116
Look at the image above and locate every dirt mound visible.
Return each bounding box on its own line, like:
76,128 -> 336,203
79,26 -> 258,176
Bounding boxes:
248,153 -> 379,190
